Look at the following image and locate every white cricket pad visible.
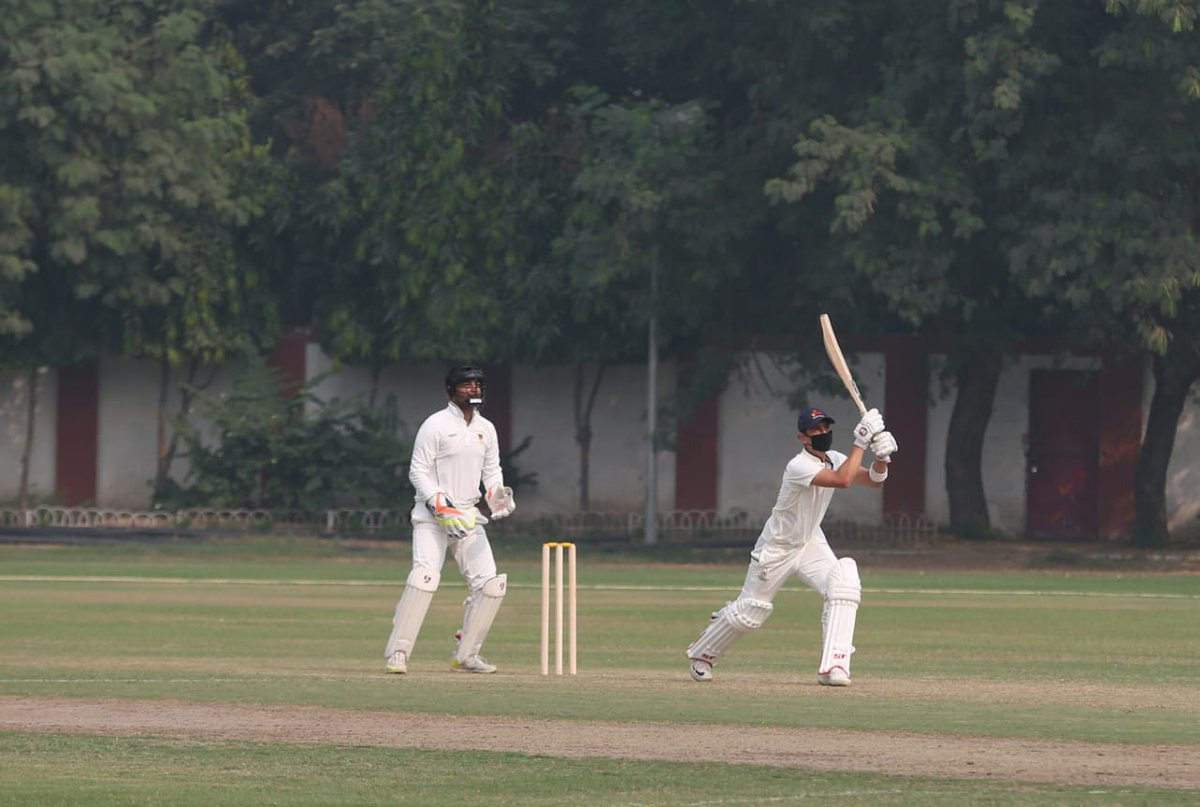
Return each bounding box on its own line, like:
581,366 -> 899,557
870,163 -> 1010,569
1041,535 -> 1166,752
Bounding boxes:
686,598 -> 773,665
454,574 -> 507,662
384,567 -> 440,659
818,557 -> 861,676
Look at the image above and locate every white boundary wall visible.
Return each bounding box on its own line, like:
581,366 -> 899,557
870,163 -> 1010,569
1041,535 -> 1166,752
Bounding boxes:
0,367 -> 56,501
510,362 -> 677,515
2,348 -> 1198,538
1161,369 -> 1200,538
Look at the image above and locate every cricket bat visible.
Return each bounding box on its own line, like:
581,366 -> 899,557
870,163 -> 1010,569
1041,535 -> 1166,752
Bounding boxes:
819,313 -> 867,415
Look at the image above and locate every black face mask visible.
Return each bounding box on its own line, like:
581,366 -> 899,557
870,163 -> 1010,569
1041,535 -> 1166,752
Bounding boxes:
808,431 -> 834,452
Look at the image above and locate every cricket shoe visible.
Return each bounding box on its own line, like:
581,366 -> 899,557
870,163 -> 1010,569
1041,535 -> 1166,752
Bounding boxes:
689,659 -> 714,682
451,655 -> 497,674
385,650 -> 408,674
817,667 -> 851,687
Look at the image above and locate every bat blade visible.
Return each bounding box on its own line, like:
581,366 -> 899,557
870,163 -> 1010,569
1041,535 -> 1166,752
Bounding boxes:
819,313 -> 867,415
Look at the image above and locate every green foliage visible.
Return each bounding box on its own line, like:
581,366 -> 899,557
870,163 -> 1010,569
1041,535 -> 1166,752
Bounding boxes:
540,89 -> 731,358
0,0 -> 275,374
295,0 -> 572,365
1,0 -> 1198,541
158,361 -> 413,510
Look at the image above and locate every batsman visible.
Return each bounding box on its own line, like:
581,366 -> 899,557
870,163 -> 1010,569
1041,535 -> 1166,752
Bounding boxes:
383,364 -> 516,675
686,405 -> 897,686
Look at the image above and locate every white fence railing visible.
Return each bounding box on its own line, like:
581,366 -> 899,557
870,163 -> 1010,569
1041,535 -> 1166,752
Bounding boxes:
0,506 -> 939,546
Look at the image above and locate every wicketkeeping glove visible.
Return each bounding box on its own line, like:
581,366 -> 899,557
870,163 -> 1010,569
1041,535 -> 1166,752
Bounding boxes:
485,485 -> 516,520
426,492 -> 477,540
870,430 -> 898,462
853,408 -> 884,449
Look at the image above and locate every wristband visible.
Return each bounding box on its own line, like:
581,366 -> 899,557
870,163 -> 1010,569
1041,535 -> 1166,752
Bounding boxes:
868,465 -> 889,483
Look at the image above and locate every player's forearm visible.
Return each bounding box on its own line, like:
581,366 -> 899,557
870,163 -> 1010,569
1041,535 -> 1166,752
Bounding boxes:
829,446 -> 866,488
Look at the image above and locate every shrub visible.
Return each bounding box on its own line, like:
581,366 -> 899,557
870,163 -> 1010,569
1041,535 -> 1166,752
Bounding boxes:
156,362 -> 413,510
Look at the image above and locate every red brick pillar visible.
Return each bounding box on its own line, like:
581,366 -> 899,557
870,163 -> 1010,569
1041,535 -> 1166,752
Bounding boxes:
1097,357 -> 1142,540
482,363 -> 512,452
266,327 -> 315,397
55,362 -> 100,506
675,390 -> 719,511
882,341 -> 928,518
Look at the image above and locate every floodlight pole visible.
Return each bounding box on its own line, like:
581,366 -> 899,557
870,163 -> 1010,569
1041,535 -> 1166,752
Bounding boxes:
645,248 -> 659,546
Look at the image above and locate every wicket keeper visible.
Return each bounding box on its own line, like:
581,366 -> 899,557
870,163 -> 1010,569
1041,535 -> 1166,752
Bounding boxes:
383,364 -> 517,674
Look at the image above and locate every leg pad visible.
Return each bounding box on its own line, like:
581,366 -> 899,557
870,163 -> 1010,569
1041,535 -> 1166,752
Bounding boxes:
686,598 -> 773,666
384,567 -> 440,659
454,574 -> 507,662
819,558 -> 861,676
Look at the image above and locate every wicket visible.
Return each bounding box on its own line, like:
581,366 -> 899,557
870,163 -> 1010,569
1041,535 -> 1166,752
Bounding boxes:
540,541 -> 577,675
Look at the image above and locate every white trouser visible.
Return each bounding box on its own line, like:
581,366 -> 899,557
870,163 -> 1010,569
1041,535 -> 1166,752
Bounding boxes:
386,517 -> 500,661
698,536 -> 856,671
411,516 -> 497,589
739,535 -> 840,602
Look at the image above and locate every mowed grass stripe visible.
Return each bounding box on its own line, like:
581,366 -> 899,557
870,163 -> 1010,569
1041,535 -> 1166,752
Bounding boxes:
0,574 -> 1195,600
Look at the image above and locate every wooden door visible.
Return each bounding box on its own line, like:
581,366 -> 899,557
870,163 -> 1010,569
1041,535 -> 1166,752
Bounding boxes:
1026,370 -> 1100,540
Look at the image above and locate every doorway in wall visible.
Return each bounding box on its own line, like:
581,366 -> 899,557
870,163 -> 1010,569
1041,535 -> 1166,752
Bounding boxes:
1026,369 -> 1099,540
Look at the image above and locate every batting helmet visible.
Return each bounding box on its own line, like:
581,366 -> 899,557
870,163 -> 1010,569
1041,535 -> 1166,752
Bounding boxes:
444,364 -> 486,397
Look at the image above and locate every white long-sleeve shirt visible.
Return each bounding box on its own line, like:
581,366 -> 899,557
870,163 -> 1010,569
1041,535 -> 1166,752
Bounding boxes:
408,402 -> 504,522
751,448 -> 847,560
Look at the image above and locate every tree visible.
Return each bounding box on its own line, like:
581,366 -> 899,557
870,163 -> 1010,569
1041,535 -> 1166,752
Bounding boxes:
515,89 -> 730,510
767,1 -> 1200,543
1005,1 -> 1200,545
766,2 -> 1062,537
122,140 -> 283,499
294,0 -> 573,378
0,0 -> 275,501
1135,297 -> 1200,546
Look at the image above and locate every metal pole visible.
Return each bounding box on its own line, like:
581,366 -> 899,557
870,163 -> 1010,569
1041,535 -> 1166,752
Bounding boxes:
645,249 -> 659,546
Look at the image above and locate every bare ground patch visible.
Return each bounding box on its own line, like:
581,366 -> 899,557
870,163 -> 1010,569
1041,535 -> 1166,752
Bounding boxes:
1,696 -> 1196,791
588,671 -> 1200,714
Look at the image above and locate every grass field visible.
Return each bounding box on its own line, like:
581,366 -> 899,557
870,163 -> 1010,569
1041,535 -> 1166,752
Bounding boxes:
0,534 -> 1197,805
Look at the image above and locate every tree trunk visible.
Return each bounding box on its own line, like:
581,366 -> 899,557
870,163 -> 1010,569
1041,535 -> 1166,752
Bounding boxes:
368,362 -> 382,410
155,354 -> 172,493
573,362 -> 606,511
153,358 -> 210,502
944,351 -> 1002,538
18,367 -> 38,514
1133,345 -> 1200,548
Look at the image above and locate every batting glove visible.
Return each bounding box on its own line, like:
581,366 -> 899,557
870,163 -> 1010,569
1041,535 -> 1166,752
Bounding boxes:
486,485 -> 516,520
853,409 -> 884,450
871,430 -> 898,462
426,492 -> 477,540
